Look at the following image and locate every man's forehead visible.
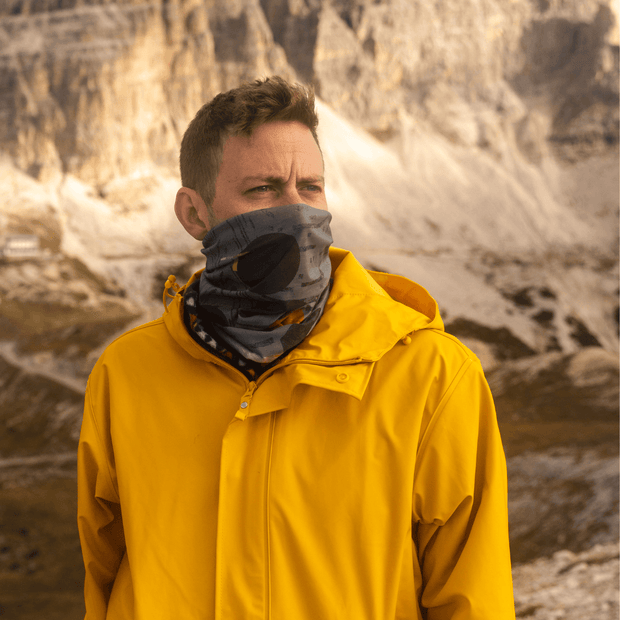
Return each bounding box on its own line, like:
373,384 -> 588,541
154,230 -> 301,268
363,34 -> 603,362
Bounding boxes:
218,121 -> 324,183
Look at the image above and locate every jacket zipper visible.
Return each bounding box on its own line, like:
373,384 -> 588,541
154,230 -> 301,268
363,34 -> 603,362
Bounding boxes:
235,381 -> 258,420
264,412 -> 276,619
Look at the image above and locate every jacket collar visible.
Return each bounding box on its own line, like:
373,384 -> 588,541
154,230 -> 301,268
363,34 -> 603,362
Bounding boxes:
163,248 -> 443,406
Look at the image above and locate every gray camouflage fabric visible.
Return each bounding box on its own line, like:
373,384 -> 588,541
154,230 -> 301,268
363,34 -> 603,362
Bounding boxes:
195,203 -> 333,363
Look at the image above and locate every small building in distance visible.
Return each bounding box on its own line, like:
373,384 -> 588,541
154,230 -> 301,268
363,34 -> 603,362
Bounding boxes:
0,235 -> 42,261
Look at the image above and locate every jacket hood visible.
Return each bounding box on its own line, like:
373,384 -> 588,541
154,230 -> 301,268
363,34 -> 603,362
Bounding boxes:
163,247 -> 444,365
302,247 -> 444,362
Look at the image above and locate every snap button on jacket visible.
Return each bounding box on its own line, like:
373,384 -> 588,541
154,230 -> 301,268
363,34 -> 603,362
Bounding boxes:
78,248 -> 515,619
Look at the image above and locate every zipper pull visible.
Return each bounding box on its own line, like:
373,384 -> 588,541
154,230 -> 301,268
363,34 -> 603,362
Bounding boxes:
235,381 -> 257,420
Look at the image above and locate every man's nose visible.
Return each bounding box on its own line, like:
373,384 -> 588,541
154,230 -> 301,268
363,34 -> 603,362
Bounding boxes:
277,184 -> 303,206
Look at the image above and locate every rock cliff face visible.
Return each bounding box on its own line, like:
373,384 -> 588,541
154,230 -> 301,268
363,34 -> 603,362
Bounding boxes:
269,0 -> 620,156
0,0 -> 617,183
0,0 -> 293,184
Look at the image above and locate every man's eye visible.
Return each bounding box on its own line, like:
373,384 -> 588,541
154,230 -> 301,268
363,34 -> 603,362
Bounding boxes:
251,185 -> 272,192
303,185 -> 322,192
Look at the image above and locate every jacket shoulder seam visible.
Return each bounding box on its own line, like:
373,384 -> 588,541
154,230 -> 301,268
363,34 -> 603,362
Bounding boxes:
421,328 -> 479,360
416,356 -> 478,458
105,317 -> 166,349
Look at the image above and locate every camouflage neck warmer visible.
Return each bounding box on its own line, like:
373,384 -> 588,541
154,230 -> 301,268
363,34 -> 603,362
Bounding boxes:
195,203 -> 333,364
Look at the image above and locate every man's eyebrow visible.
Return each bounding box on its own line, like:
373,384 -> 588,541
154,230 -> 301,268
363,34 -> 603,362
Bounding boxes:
241,175 -> 325,185
301,175 -> 325,185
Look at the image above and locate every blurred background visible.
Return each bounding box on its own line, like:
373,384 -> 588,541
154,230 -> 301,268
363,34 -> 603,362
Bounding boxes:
0,0 -> 618,618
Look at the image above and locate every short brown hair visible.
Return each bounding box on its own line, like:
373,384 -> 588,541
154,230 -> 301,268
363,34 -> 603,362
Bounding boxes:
180,76 -> 320,214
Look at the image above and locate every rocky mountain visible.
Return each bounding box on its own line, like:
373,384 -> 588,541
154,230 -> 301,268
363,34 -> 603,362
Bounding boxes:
1,0 -> 617,181
0,0 -> 618,617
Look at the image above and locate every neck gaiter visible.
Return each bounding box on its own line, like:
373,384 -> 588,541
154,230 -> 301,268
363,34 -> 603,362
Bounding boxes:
195,203 -> 333,364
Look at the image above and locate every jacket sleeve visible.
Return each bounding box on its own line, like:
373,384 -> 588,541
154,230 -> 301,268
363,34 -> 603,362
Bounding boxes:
412,356 -> 515,619
77,374 -> 126,619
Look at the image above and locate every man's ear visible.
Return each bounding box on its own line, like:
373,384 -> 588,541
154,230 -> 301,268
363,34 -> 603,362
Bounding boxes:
174,188 -> 211,239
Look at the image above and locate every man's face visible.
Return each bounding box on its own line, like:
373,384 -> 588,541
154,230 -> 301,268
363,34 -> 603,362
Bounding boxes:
209,121 -> 327,227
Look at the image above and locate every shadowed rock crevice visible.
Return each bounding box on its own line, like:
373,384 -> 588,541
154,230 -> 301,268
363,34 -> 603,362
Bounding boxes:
511,4 -> 619,161
259,0 -> 321,83
488,348 -> 619,426
445,318 -> 537,361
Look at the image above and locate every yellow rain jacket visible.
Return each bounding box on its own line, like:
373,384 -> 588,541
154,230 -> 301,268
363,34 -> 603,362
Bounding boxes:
78,248 -> 515,619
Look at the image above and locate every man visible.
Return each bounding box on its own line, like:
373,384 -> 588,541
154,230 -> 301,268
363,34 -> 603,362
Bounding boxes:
78,76 -> 515,619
